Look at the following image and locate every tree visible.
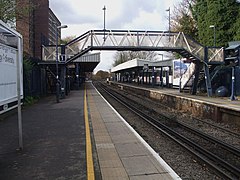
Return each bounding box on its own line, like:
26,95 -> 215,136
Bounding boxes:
231,6 -> 240,40
112,51 -> 158,67
60,35 -> 77,44
192,0 -> 240,46
0,0 -> 16,26
0,0 -> 35,28
172,0 -> 198,40
61,35 -> 82,55
173,0 -> 240,46
93,70 -> 109,80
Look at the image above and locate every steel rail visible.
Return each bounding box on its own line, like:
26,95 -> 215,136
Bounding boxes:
178,122 -> 240,157
192,117 -> 240,138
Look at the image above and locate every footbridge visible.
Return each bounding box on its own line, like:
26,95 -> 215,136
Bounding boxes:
42,30 -> 224,96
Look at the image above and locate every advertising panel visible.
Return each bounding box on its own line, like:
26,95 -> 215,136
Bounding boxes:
172,59 -> 190,86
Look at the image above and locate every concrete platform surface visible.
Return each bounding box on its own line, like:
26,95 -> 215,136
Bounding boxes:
0,90 -> 87,180
87,82 -> 180,179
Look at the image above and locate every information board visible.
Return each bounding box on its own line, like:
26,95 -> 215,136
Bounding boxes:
0,42 -> 23,114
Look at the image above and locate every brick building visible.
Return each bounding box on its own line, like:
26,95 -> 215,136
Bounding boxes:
16,0 -> 61,59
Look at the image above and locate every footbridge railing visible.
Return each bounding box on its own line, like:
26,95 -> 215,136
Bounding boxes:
42,30 -> 224,64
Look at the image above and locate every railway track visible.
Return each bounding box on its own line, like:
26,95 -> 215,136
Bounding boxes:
94,81 -> 240,180
192,117 -> 240,138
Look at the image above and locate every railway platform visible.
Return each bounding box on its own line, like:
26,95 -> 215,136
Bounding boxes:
0,81 -> 180,179
110,82 -> 240,128
87,82 -> 179,179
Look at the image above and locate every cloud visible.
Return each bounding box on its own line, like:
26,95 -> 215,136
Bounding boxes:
49,0 -> 98,24
122,9 -> 167,31
49,0 -> 181,72
50,0 -> 179,32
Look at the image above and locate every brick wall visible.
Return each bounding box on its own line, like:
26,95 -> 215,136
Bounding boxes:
16,0 -> 34,57
33,0 -> 49,59
16,0 -> 61,60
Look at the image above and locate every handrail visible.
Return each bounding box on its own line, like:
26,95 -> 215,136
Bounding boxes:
42,29 -> 224,65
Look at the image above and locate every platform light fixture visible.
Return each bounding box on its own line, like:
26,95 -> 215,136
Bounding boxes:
166,7 -> 170,42
209,25 -> 216,47
102,5 -> 106,41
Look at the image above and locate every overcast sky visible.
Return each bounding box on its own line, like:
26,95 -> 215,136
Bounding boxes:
49,0 -> 181,72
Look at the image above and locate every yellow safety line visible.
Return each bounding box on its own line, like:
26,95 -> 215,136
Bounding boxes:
84,86 -> 95,180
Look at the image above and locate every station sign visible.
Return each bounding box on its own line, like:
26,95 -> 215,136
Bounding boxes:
0,20 -> 23,149
0,21 -> 23,114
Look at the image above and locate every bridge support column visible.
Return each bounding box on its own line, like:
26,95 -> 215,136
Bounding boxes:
191,61 -> 200,95
152,66 -> 155,87
137,68 -> 140,85
204,47 -> 213,97
160,67 -> 163,87
118,73 -> 120,82
146,73 -> 147,84
60,65 -> 66,99
169,66 -> 172,87
142,70 -> 145,84
66,67 -> 70,96
76,63 -> 80,90
166,69 -> 169,87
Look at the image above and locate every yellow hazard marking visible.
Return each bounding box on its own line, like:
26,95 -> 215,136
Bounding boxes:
84,86 -> 95,180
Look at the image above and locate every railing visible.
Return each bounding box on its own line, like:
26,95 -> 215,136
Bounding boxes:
174,32 -> 205,60
64,30 -> 179,58
42,45 -> 57,61
42,29 -> 224,64
207,47 -> 225,63
42,45 -> 67,62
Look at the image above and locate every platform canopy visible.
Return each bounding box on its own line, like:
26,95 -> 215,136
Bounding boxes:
111,58 -> 173,73
73,52 -> 100,72
39,52 -> 100,72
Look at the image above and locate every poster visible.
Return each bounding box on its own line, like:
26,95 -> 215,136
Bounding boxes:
172,59 -> 190,86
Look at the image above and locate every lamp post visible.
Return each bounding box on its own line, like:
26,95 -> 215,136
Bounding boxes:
209,25 -> 216,47
56,24 -> 67,103
230,67 -> 236,101
102,5 -> 106,41
166,7 -> 170,42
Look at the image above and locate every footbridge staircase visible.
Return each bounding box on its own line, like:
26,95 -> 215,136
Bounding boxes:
42,30 -> 224,96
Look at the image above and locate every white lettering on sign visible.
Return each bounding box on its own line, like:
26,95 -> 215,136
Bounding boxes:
0,43 -> 16,65
0,33 -> 7,43
3,104 -> 8,111
0,42 -> 20,107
